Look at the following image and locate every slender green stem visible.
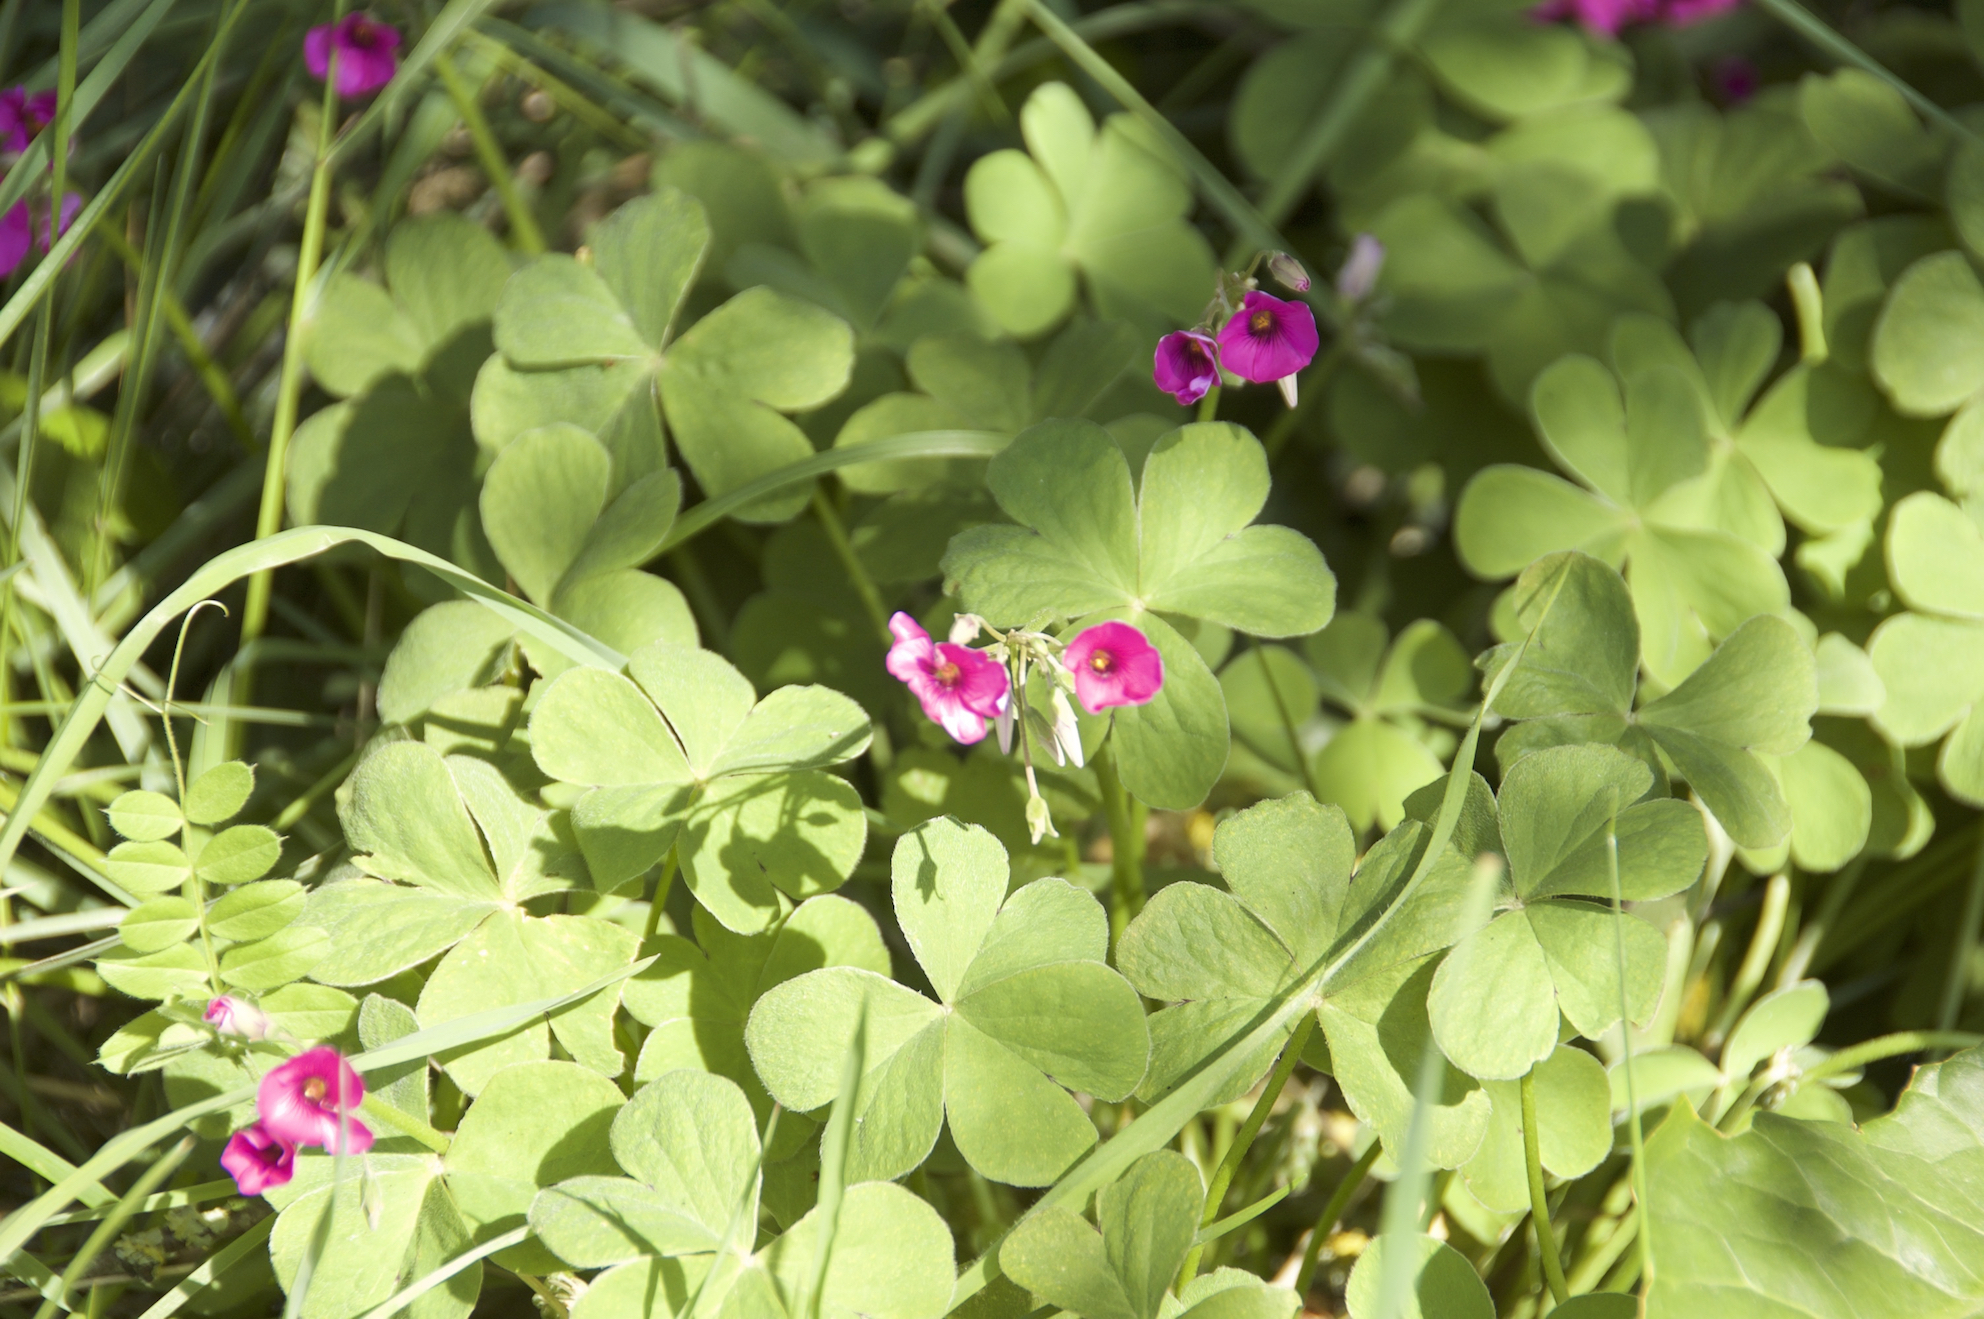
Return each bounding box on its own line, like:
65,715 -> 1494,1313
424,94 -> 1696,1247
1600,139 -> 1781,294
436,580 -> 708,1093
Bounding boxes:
1178,1013 -> 1316,1285
1706,870 -> 1791,1049
1521,1069 -> 1570,1306
359,1094 -> 450,1154
1938,832 -> 1984,1033
1255,640 -> 1323,802
1095,741 -> 1146,948
1195,384 -> 1220,423
1248,0 -> 1447,238
435,51 -> 546,254
1787,263 -> 1826,362
1566,1206 -> 1638,1296
1777,857 -> 1863,991
1607,819 -> 1652,1296
238,18 -> 342,718
813,487 -> 891,646
642,847 -> 680,943
1800,1030 -> 1984,1087
1293,1138 -> 1381,1297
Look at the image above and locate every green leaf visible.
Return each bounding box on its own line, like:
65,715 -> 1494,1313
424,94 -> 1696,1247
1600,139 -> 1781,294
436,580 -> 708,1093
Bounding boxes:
119,897 -> 197,954
588,188 -> 710,350
495,254 -> 653,367
1489,551 -> 1640,720
218,925 -> 330,992
1497,744 -> 1705,902
747,821 -> 1147,1185
1459,1045 -> 1612,1213
760,1181 -> 959,1319
108,789 -> 182,842
301,879 -> 497,987
104,839 -> 192,895
530,667 -> 692,789
377,600 -> 518,725
194,823 -> 281,886
207,880 -> 304,941
677,771 -> 868,933
1872,250 -> 1984,417
566,469 -> 683,585
271,1157 -> 469,1319
530,1069 -> 759,1268
479,423 -> 614,606
1721,981 -> 1829,1085
183,762 -> 254,826
1002,1152 -> 1205,1319
1310,717 -> 1443,835
1644,1047 -> 1984,1318
661,287 -> 854,523
1344,1234 -> 1493,1319
1101,610 -> 1231,812
341,741 -> 506,899
445,1060 -> 626,1274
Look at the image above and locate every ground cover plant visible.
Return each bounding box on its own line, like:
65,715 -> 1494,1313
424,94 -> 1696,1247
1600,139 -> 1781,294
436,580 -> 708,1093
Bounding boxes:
7,0 -> 1984,1315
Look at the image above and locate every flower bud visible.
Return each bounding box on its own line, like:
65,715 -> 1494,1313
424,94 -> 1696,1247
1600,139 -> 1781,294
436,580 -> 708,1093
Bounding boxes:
1265,251 -> 1312,293
205,995 -> 272,1041
1025,794 -> 1055,846
949,614 -> 984,646
1336,234 -> 1386,304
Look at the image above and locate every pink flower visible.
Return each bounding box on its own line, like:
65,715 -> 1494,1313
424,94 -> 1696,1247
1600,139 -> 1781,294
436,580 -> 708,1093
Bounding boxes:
1660,0 -> 1742,24
205,996 -> 273,1040
1153,330 -> 1221,406
1063,622 -> 1164,714
304,13 -> 402,98
257,1046 -> 373,1154
220,1123 -> 296,1195
1528,0 -> 1659,32
0,88 -> 55,155
886,612 -> 1010,745
1216,292 -> 1319,403
0,193 -> 83,279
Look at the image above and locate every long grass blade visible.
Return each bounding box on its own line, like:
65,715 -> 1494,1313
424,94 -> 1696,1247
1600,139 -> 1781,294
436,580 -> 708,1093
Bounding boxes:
132,1216 -> 275,1319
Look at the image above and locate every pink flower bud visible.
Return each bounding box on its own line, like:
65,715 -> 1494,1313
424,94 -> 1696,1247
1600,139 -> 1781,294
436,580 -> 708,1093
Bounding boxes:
1336,235 -> 1386,304
1265,251 -> 1312,293
1063,622 -> 1165,714
205,996 -> 273,1041
303,13 -> 402,98
1153,330 -> 1221,407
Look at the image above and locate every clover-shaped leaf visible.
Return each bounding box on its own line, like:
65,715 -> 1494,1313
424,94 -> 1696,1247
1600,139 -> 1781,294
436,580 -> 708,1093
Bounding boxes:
486,188 -> 853,524
963,82 -> 1215,338
1867,491 -> 1984,806
531,1069 -> 761,1268
1455,334 -> 1793,686
529,640 -> 872,932
1489,551 -> 1818,848
623,895 -> 890,1107
1458,1044 -> 1612,1213
1119,794 -> 1486,1165
745,819 -> 1149,1186
943,420 -> 1335,808
1426,743 -> 1704,1080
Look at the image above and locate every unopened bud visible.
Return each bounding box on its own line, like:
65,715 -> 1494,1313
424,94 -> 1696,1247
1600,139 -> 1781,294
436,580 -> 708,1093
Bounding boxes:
1336,234 -> 1385,303
205,995 -> 272,1041
1265,251 -> 1311,293
1025,793 -> 1056,845
949,614 -> 983,646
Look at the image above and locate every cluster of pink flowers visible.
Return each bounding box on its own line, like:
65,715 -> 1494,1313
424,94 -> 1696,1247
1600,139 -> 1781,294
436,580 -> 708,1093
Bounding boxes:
1155,291 -> 1319,410
886,614 -> 1165,748
305,13 -> 402,98
212,1022 -> 373,1195
1532,0 -> 1740,35
0,87 -> 78,280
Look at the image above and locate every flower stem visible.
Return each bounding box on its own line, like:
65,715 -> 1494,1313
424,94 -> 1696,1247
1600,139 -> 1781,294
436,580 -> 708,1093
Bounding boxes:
1293,1137 -> 1382,1298
1937,832 -> 1984,1035
360,1094 -> 451,1154
1195,384 -> 1219,423
1095,740 -> 1145,949
1521,1067 -> 1570,1306
1178,1012 -> 1315,1285
813,487 -> 891,646
1704,870 -> 1791,1050
435,51 -> 546,255
237,27 -> 341,730
641,847 -> 680,943
1798,1029 -> 1984,1087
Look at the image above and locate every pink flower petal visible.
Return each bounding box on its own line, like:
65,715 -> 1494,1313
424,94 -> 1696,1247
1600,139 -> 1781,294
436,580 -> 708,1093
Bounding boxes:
0,204 -> 30,279
1064,622 -> 1164,714
1216,291 -> 1319,386
221,1123 -> 296,1195
257,1046 -> 372,1153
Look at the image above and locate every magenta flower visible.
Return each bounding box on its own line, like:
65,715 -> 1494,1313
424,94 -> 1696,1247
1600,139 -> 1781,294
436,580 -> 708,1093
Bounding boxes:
1529,0 -> 1658,33
886,612 -> 1011,745
1063,622 -> 1164,714
205,995 -> 274,1040
304,13 -> 402,98
1660,0 -> 1742,24
1217,291 -> 1319,404
257,1046 -> 373,1154
220,1123 -> 296,1195
0,88 -> 55,155
1153,330 -> 1221,407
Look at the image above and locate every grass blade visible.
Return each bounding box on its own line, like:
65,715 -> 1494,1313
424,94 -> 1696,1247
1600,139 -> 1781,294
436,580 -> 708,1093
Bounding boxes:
132,1216 -> 275,1319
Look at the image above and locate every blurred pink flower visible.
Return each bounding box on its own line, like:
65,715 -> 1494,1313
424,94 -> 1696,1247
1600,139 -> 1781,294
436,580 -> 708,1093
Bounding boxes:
886,612 -> 1010,745
1713,56 -> 1760,102
1217,291 -> 1318,405
1336,235 -> 1386,304
1063,622 -> 1164,714
257,1046 -> 373,1154
205,995 -> 273,1040
220,1123 -> 296,1195
1153,330 -> 1220,406
0,87 -> 55,154
1661,0 -> 1743,23
304,13 -> 402,98
0,193 -> 85,278
1532,0 -> 1737,33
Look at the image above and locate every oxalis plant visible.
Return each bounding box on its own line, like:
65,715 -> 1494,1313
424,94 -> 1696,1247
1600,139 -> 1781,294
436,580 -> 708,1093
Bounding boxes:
11,2 -> 1984,1319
